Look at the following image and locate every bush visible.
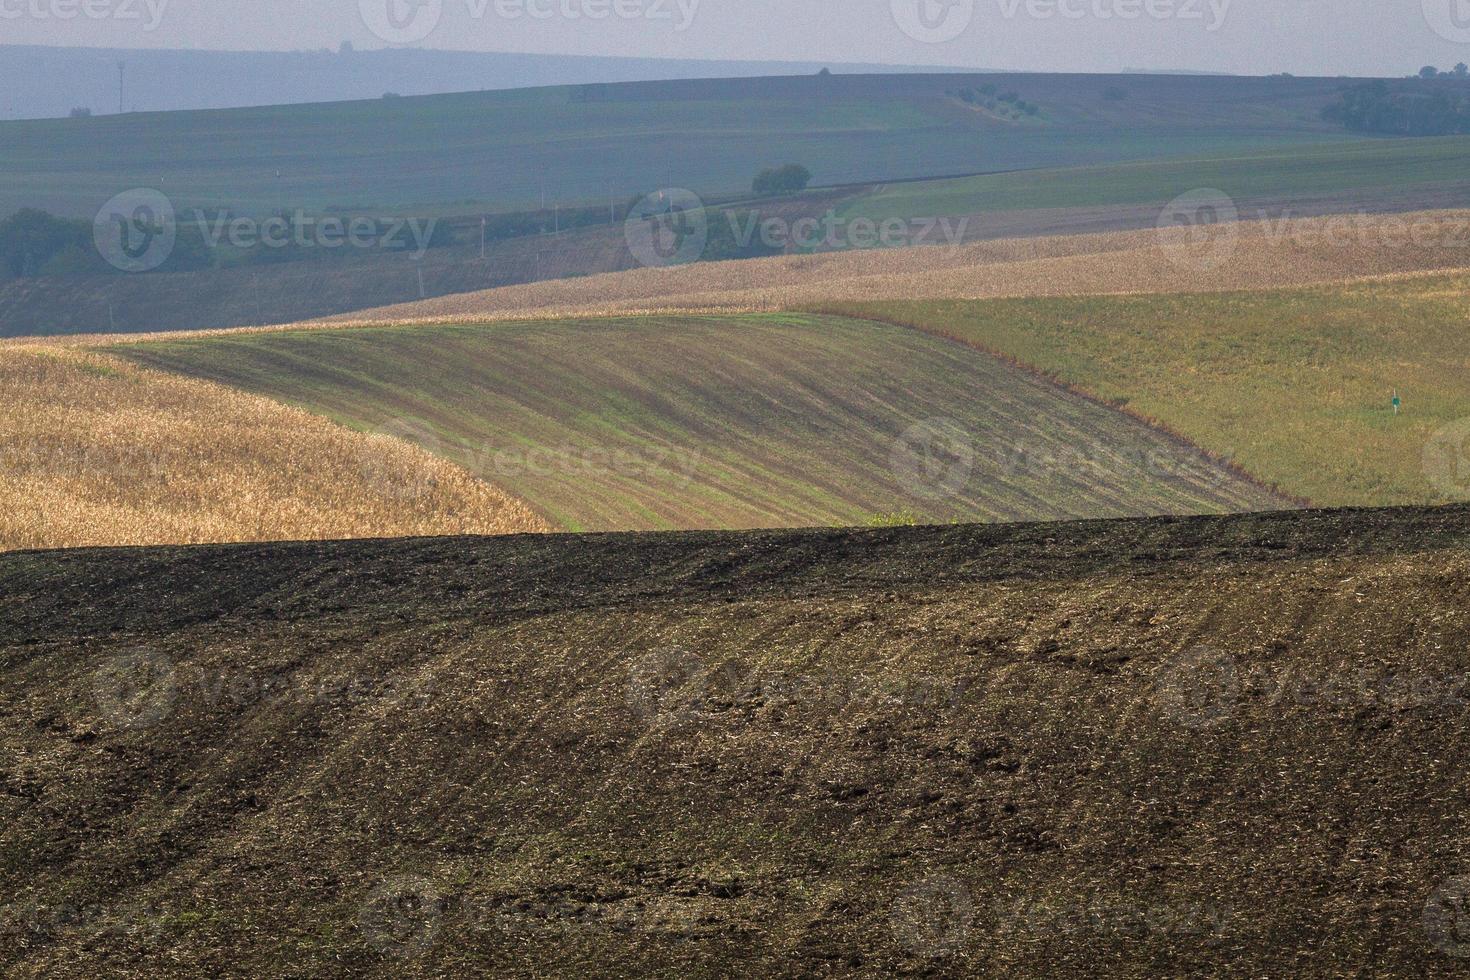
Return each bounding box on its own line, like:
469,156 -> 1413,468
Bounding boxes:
69,107 -> 92,118
752,164 -> 812,197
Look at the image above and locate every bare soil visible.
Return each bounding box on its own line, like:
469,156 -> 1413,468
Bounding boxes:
3,504 -> 1470,976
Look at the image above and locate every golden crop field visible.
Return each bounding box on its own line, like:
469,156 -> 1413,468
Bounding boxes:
0,346 -> 547,551
300,209 -> 1470,328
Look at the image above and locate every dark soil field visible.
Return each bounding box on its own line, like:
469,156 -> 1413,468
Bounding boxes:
4,504 -> 1470,976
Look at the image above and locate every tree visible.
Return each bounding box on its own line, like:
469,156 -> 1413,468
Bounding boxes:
1457,63 -> 1469,78
0,209 -> 88,278
1420,66 -> 1441,80
752,164 -> 812,197
68,107 -> 92,118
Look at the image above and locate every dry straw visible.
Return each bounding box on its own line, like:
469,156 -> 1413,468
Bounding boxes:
0,347 -> 547,551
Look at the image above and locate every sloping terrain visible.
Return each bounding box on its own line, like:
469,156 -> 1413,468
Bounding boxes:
300,210 -> 1470,327
841,136 -> 1470,225
0,72 -> 1353,218
828,270 -> 1470,509
0,346 -> 546,551
2,505 -> 1469,976
111,314 -> 1286,530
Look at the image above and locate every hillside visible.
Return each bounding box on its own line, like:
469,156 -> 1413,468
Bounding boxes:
3,505 -> 1470,975
0,43 -> 959,121
300,210 -> 1470,326
8,137 -> 1470,339
0,72 -> 1355,219
825,270 -> 1470,509
840,136 -> 1470,226
110,314 -> 1286,531
0,346 -> 545,551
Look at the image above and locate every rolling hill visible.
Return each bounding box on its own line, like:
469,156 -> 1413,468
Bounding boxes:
0,345 -> 545,551
3,505 -> 1469,975
295,210 -> 1470,327
0,72 -> 1358,219
824,270 -> 1470,510
840,136 -> 1470,226
108,313 -> 1286,531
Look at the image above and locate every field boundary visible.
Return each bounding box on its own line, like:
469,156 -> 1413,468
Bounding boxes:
813,306 -> 1314,509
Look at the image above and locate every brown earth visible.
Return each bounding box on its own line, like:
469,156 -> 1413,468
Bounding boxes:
3,504 -> 1470,976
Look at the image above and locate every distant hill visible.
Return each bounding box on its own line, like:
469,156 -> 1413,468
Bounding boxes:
0,71 -> 1356,219
0,43 -> 966,121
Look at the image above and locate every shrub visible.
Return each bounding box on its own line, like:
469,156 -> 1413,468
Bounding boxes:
752,164 -> 812,197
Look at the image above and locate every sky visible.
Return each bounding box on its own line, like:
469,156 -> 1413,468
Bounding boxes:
2,0 -> 1469,76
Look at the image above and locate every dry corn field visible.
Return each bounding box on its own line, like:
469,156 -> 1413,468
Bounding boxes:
298,209 -> 1470,327
0,346 -> 547,551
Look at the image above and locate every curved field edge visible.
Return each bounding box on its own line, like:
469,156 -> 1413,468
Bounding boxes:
106,313 -> 1288,532
818,270 -> 1470,509
2,505 -> 1469,976
282,209 -> 1470,329
0,346 -> 547,551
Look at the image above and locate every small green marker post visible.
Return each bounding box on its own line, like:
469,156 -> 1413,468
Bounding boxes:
1392,390 -> 1401,416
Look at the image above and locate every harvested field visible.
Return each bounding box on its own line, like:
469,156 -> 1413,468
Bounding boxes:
111,314 -> 1287,531
829,270 -> 1470,510
299,210 -> 1470,327
0,346 -> 546,551
3,504 -> 1470,975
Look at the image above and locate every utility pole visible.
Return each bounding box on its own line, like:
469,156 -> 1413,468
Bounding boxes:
480,216 -> 486,260
118,61 -> 125,114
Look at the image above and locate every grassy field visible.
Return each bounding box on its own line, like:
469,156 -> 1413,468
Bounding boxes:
4,506 -> 1470,974
109,313 -> 1283,531
840,137 -> 1470,223
0,72 -> 1356,218
822,271 -> 1470,508
0,346 -> 545,550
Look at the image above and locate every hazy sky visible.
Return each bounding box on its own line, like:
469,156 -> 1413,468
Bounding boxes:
2,0 -> 1468,76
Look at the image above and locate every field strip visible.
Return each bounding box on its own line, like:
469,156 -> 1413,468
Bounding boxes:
0,346 -> 547,551
9,211 -> 1470,351
108,314 -> 1290,532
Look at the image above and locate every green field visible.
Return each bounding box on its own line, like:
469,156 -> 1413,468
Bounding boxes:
0,72 -> 1358,219
110,314 -> 1282,530
823,272 -> 1470,508
840,137 -> 1470,223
